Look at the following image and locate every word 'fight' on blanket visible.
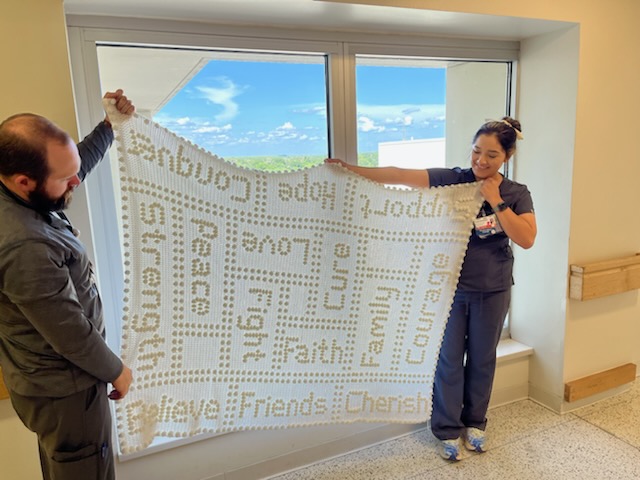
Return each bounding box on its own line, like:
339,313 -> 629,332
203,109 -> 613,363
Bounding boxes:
107,108 -> 483,454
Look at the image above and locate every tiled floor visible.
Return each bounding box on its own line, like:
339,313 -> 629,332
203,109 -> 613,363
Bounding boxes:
268,380 -> 640,480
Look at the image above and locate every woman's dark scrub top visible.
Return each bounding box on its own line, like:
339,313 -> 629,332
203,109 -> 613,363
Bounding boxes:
428,167 -> 534,293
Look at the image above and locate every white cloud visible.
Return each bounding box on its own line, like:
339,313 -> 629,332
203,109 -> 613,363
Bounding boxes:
277,122 -> 295,131
359,103 -> 445,128
358,116 -> 386,133
292,105 -> 327,117
194,124 -> 233,133
196,77 -> 245,123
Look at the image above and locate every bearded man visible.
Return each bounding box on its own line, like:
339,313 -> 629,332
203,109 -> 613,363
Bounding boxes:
0,90 -> 134,480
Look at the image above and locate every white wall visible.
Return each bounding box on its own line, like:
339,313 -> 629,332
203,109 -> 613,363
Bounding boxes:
445,62 -> 511,169
378,138 -> 445,169
510,27 -> 579,411
0,401 -> 41,480
561,13 -> 640,394
0,2 -> 82,479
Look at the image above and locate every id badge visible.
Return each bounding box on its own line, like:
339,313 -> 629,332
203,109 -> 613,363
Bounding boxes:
473,213 -> 503,239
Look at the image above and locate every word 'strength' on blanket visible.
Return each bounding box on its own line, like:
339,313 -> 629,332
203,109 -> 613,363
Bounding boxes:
108,110 -> 482,454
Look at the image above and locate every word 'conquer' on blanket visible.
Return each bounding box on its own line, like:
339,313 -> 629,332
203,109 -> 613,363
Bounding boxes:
106,105 -> 483,454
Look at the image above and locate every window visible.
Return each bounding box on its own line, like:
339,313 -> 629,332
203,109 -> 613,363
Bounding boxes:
355,56 -> 446,168
354,56 -> 512,172
71,26 -> 517,455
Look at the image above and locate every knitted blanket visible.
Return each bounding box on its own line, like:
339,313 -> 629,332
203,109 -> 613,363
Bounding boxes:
107,107 -> 483,454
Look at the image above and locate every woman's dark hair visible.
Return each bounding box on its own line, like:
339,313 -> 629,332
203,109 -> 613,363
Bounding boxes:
0,113 -> 71,184
473,116 -> 522,157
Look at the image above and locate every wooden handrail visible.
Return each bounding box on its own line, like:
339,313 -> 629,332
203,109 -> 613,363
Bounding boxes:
569,253 -> 640,301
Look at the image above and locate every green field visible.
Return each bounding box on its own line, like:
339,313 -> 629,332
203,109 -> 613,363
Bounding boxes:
224,152 -> 378,172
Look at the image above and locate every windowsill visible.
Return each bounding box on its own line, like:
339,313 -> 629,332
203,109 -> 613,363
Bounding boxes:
497,338 -> 534,364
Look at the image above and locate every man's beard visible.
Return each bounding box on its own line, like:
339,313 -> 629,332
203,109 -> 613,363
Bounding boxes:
28,183 -> 73,212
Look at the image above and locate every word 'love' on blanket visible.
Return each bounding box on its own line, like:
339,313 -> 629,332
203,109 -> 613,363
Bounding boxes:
106,105 -> 483,454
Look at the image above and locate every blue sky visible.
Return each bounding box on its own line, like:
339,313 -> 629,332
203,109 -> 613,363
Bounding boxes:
154,59 -> 446,157
355,65 -> 446,153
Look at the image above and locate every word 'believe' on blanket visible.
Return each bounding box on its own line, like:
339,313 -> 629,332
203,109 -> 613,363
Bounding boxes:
106,110 -> 482,454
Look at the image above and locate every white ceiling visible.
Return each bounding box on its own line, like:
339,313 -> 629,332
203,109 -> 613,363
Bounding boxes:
64,0 -> 571,40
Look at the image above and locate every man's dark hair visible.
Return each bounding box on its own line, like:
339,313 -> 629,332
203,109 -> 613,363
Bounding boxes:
0,113 -> 71,184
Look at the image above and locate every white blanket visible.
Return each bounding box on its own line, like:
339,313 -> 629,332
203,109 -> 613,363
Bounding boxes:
107,108 -> 482,454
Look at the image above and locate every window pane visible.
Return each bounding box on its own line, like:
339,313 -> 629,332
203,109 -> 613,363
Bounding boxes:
355,56 -> 510,173
98,46 -> 329,172
157,54 -> 328,171
355,57 -> 446,169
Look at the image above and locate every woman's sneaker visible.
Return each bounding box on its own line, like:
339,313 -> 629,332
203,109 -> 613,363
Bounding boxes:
439,438 -> 462,461
464,427 -> 486,453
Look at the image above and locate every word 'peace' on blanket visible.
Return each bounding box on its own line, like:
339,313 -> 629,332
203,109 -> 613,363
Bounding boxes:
107,108 -> 483,454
